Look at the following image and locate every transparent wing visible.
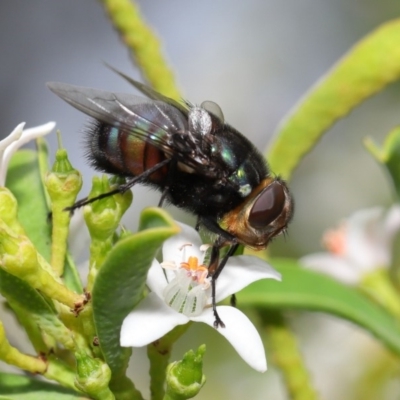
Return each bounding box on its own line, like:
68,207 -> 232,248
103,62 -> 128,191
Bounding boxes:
104,64 -> 188,114
47,82 -> 217,174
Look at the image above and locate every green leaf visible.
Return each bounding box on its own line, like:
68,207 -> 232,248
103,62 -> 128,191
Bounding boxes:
0,372 -> 85,400
267,19 -> 400,179
92,208 -> 179,377
6,150 -> 51,262
364,127 -> 400,199
0,269 -> 73,351
238,258 -> 400,355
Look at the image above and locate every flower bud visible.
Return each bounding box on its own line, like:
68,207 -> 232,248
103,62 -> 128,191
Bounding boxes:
84,176 -> 120,242
109,175 -> 133,217
46,148 -> 82,208
0,188 -> 23,234
46,147 -> 82,276
74,351 -> 114,400
166,345 -> 206,399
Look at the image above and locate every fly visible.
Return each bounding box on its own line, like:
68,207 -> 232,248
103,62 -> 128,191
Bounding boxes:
47,69 -> 293,327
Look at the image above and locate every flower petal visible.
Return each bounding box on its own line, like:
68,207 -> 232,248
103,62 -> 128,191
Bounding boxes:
192,306 -> 267,372
2,121 -> 56,186
383,205 -> 400,245
300,253 -> 361,285
0,123 -> 25,152
21,121 -> 55,141
3,121 -> 56,164
0,123 -> 25,186
345,207 -> 387,269
120,292 -> 189,347
147,259 -> 168,297
214,255 -> 281,302
162,222 -> 202,262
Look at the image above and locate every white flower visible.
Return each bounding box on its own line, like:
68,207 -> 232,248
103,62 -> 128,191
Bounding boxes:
0,122 -> 56,186
301,206 -> 400,284
120,222 -> 281,372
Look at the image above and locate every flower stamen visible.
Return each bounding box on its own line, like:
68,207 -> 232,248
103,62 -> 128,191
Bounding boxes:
163,253 -> 211,317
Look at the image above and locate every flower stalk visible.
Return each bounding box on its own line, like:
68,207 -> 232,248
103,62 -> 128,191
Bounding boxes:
148,325 -> 190,400
0,220 -> 84,309
0,321 -> 47,374
45,356 -> 81,392
262,312 -> 319,400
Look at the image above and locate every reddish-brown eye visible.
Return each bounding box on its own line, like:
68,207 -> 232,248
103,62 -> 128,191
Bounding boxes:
248,182 -> 286,229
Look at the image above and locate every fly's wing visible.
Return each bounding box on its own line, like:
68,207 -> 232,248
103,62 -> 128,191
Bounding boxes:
104,64 -> 188,114
47,82 -> 218,174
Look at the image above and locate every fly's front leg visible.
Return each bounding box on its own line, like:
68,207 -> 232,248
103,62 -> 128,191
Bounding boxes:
209,241 -> 239,328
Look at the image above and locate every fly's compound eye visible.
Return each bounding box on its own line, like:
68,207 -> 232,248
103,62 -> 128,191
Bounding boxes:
248,181 -> 286,229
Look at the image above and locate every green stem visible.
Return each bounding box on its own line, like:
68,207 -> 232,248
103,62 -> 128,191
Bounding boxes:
6,299 -> 52,354
98,0 -> 181,100
148,325 -> 190,400
79,302 -> 103,358
109,375 -> 144,400
45,356 -> 80,392
0,321 -> 47,374
360,268 -> 400,320
262,311 -> 319,400
267,18 -> 400,179
353,348 -> 399,400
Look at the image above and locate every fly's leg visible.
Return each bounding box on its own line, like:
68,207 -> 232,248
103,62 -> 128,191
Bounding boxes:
158,189 -> 169,207
65,158 -> 171,213
209,242 -> 239,328
158,159 -> 177,207
212,243 -> 239,281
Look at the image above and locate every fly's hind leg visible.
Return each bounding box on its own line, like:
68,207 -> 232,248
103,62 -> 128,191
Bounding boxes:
65,158 -> 171,213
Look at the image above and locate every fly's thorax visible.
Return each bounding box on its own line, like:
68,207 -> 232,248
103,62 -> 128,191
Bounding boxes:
219,177 -> 293,249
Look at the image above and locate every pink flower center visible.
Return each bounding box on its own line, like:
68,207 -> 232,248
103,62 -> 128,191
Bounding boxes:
322,223 -> 347,255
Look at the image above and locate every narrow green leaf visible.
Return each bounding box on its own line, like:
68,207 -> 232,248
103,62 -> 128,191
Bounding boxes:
238,258 -> 400,355
92,208 -> 179,376
6,150 -> 51,261
0,372 -> 85,400
0,269 -> 73,350
267,19 -> 400,179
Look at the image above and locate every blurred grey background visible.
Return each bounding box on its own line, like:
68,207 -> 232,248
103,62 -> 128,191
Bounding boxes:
1,1 -> 400,257
1,1 -> 400,399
